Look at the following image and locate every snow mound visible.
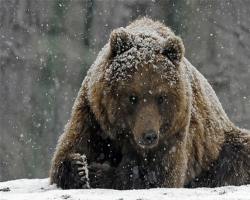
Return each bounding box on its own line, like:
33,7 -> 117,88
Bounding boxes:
0,178 -> 249,200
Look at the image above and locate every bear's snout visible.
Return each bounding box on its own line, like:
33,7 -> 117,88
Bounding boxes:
132,104 -> 161,149
143,129 -> 158,146
133,129 -> 159,149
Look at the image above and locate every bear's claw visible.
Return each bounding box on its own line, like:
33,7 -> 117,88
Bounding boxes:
71,153 -> 90,189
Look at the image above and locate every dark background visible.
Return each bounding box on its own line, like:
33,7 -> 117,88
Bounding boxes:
1,0 -> 249,182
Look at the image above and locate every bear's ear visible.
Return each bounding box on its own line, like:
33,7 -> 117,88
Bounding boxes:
109,28 -> 133,57
162,36 -> 185,65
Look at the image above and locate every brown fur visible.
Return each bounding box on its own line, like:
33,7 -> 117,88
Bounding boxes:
50,17 -> 250,189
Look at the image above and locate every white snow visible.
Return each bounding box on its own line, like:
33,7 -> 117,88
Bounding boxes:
0,178 -> 249,200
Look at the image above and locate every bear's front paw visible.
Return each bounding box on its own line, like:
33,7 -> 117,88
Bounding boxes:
88,162 -> 111,188
71,153 -> 90,189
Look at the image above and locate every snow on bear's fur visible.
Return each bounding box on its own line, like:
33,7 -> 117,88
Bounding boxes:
50,17 -> 250,189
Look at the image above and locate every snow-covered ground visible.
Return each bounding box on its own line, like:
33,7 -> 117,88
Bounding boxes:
0,178 -> 249,200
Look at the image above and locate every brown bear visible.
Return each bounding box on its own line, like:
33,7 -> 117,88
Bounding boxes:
50,17 -> 250,189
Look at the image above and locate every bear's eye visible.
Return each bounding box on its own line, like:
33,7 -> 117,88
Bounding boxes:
158,95 -> 165,105
130,94 -> 137,104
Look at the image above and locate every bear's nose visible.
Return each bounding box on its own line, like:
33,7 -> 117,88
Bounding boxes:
143,130 -> 158,145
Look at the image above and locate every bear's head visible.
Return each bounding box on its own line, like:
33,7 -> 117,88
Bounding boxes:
88,26 -> 190,150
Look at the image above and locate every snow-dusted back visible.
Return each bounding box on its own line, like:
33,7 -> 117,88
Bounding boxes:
182,58 -> 232,132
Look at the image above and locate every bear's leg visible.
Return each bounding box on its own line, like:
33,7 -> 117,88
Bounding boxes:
187,129 -> 250,187
51,153 -> 90,189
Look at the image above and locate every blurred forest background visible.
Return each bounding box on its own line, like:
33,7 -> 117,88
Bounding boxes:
0,0 -> 249,182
